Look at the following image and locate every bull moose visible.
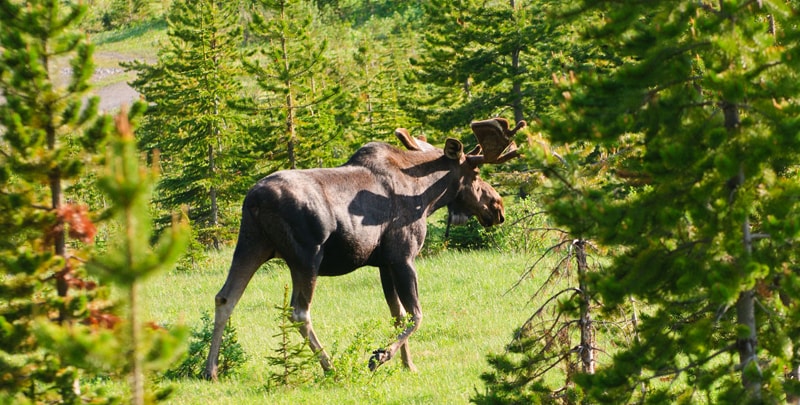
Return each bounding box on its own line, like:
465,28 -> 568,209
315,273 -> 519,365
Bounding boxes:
204,117 -> 526,379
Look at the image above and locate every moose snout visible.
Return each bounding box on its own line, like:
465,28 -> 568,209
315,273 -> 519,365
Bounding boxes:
478,208 -> 504,227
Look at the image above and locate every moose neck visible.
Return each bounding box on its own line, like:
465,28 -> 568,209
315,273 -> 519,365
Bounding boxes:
397,153 -> 462,219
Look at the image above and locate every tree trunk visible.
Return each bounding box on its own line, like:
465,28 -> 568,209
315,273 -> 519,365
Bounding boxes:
509,0 -> 524,124
575,240 -> 595,374
209,95 -> 220,249
286,91 -> 297,170
209,145 -> 219,249
130,281 -> 144,405
279,4 -> 297,170
47,110 -> 69,322
736,200 -> 761,399
724,102 -> 762,401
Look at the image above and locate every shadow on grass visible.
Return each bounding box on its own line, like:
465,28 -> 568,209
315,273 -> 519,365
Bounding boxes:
94,18 -> 167,46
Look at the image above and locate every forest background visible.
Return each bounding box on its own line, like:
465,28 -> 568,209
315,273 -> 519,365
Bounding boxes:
2,0 -> 800,403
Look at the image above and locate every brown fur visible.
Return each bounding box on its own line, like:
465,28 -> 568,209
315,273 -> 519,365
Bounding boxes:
204,136 -> 507,379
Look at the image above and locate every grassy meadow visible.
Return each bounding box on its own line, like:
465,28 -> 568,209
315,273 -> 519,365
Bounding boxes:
125,247 -> 546,404
82,15 -> 558,405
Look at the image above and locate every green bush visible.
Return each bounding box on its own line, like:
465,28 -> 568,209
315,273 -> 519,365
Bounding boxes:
423,197 -> 553,255
163,312 -> 247,380
265,285 -> 318,389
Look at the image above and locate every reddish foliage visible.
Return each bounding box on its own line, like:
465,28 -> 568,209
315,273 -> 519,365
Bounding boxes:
146,321 -> 166,331
56,204 -> 97,244
83,308 -> 122,330
60,264 -> 97,291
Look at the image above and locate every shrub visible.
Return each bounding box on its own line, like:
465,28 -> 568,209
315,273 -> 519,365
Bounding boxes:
163,312 -> 247,380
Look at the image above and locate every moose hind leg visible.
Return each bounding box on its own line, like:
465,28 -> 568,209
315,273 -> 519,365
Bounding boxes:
376,266 -> 417,371
204,239 -> 272,381
290,271 -> 333,372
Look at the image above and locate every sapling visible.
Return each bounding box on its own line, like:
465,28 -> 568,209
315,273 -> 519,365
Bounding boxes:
90,110 -> 190,404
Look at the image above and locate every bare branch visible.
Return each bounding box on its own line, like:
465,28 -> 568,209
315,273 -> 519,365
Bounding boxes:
505,239 -> 573,294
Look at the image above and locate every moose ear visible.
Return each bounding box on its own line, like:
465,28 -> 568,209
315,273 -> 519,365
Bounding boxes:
444,138 -> 464,160
396,128 -> 436,151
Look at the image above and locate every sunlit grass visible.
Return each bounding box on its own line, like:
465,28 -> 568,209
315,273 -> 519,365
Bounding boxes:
92,18 -> 168,58
128,247 -> 548,404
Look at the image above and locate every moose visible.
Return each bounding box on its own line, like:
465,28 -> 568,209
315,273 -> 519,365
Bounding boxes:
204,117 -> 526,379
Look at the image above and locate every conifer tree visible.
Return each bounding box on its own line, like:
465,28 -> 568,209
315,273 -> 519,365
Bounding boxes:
347,20 -> 419,144
243,0 -> 342,170
0,0 -> 119,401
266,284 -> 317,388
543,1 -> 800,402
303,15 -> 417,156
126,0 -> 248,247
408,0 -> 565,131
106,0 -> 151,28
0,0 -> 109,320
91,111 -> 190,405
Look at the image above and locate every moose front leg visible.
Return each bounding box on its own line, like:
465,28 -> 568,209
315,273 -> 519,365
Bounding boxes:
370,262 -> 422,371
377,266 -> 417,371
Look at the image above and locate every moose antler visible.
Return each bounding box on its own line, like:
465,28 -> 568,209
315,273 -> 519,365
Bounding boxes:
395,128 -> 436,151
467,117 -> 526,165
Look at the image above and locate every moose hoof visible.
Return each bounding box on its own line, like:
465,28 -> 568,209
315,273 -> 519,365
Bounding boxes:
369,349 -> 389,371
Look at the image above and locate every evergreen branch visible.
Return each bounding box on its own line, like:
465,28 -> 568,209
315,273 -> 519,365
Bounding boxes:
517,288 -> 581,336
753,296 -> 781,320
286,57 -> 323,82
745,60 -> 783,80
523,254 -> 576,301
513,316 -> 576,360
677,101 -> 716,110
640,343 -> 736,384
646,75 -> 705,101
0,190 -> 53,211
542,165 -> 579,194
293,88 -> 340,110
529,348 -> 577,381
505,239 -> 573,295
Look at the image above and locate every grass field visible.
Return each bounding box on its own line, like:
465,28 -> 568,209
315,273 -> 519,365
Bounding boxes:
82,20 -> 552,405
122,247 -> 544,404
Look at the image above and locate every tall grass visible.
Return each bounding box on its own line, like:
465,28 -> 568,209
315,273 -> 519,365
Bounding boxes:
126,247 -> 547,404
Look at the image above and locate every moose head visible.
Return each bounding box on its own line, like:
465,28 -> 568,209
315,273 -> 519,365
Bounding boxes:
395,117 -> 526,228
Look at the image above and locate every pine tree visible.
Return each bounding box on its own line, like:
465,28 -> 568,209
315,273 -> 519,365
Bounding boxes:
345,16 -> 420,144
126,0 -> 248,247
90,111 -> 190,405
408,0 -> 567,132
0,0 -> 110,320
543,1 -> 800,402
105,0 -> 152,29
266,284 -> 317,388
243,0 -> 342,170
0,0 -> 120,401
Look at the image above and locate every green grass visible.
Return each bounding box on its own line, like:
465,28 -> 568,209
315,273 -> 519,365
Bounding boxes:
127,247 -> 544,404
92,18 -> 168,55
87,19 -> 168,88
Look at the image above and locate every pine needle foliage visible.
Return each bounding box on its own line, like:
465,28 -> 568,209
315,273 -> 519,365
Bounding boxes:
243,0 -> 344,170
90,110 -> 191,404
163,312 -> 247,380
541,1 -> 800,402
408,0 -> 579,132
474,232 -> 620,404
0,1 -> 120,402
265,284 -> 318,390
125,0 -> 249,247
